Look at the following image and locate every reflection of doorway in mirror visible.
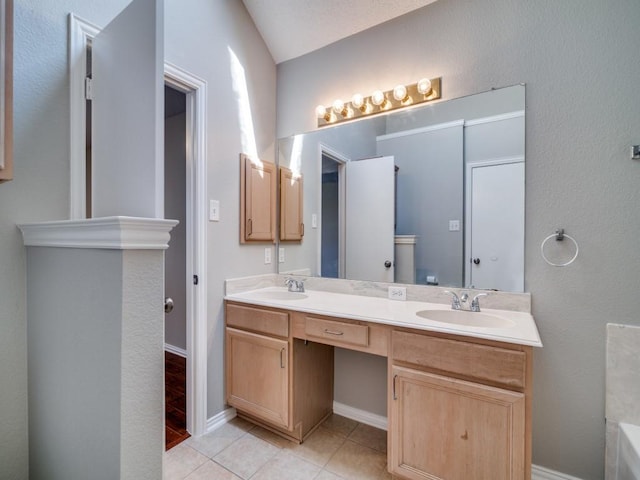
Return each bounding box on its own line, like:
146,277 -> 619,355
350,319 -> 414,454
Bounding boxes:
320,151 -> 344,277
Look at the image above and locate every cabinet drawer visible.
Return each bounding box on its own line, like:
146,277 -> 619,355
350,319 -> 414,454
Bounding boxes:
392,330 -> 526,390
305,316 -> 369,348
226,302 -> 289,338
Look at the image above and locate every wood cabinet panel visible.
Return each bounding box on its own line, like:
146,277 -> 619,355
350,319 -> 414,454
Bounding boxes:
392,330 -> 526,390
390,366 -> 525,480
291,312 -> 390,356
305,316 -> 369,347
0,0 -> 12,183
240,154 -> 276,242
280,166 -> 303,241
226,327 -> 290,429
226,302 -> 289,338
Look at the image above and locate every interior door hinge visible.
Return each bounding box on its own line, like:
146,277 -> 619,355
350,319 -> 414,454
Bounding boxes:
85,77 -> 93,101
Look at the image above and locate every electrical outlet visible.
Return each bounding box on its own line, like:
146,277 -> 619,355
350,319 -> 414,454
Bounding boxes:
449,220 -> 460,232
279,247 -> 285,263
264,248 -> 272,264
388,286 -> 407,301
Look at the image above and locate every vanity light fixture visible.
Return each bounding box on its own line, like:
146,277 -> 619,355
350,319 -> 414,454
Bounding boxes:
316,76 -> 441,127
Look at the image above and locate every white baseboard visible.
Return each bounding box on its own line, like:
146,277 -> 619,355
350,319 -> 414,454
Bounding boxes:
164,343 -> 187,357
332,401 -> 388,431
205,407 -> 237,434
531,465 -> 584,480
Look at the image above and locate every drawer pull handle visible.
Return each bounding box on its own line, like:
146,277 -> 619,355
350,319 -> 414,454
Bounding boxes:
324,329 -> 344,336
280,348 -> 285,369
393,374 -> 398,400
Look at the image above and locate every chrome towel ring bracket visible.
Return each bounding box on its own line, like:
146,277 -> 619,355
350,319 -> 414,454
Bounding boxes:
541,228 -> 579,267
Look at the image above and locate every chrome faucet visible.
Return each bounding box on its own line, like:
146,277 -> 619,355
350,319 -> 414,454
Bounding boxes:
444,291 -> 461,310
285,277 -> 305,293
470,293 -> 488,312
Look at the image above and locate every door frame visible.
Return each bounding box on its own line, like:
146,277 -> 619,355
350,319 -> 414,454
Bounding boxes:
317,143 -> 348,278
464,155 -> 524,289
68,14 -> 208,436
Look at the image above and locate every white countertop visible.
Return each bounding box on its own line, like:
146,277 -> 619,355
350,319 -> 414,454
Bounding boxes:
225,287 -> 542,348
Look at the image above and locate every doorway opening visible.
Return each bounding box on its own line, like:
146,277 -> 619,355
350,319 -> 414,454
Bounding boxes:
319,145 -> 347,278
164,85 -> 189,449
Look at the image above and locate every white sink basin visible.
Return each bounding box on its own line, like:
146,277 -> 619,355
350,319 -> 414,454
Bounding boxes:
416,309 -> 515,328
248,290 -> 308,301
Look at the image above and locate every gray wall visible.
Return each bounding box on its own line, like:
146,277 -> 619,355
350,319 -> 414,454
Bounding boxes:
276,1 -> 640,478
26,247 -> 166,480
164,0 -> 277,417
377,125 -> 464,286
1,1 -> 276,477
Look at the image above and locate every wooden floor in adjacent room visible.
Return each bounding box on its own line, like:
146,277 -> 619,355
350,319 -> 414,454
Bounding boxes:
165,351 -> 190,450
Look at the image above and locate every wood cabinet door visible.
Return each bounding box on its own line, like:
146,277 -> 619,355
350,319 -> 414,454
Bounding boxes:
226,327 -> 290,428
279,166 -> 303,241
241,154 -> 276,242
390,365 -> 525,480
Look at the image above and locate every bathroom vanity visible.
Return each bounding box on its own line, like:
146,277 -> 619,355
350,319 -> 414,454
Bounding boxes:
224,284 -> 541,480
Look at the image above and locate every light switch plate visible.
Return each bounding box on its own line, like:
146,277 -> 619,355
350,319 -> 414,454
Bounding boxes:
312,213 -> 318,228
209,200 -> 220,221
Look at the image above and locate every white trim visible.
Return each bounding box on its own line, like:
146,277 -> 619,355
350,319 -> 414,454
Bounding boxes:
164,344 -> 187,358
332,401 -> 388,431
68,14 -> 100,220
18,216 -> 178,250
464,110 -> 525,127
206,408 -> 238,434
531,464 -> 584,480
164,63 -> 208,438
376,119 -> 465,142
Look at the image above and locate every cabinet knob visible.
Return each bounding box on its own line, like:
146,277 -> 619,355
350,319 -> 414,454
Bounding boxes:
384,260 -> 392,268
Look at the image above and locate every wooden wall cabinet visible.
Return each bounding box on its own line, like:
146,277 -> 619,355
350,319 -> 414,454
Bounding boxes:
240,154 -> 276,242
0,0 -> 12,183
225,302 -> 333,442
279,166 -> 303,241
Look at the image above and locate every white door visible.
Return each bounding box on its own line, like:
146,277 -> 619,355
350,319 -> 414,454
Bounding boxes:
467,161 -> 524,291
91,0 -> 164,218
345,156 -> 395,282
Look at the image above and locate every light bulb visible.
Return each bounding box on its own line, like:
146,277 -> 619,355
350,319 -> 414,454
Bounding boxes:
332,99 -> 345,115
315,105 -> 328,119
417,78 -> 432,95
371,90 -> 386,106
351,93 -> 364,109
393,84 -> 408,102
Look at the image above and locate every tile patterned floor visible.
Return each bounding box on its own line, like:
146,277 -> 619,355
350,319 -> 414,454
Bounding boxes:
164,414 -> 391,480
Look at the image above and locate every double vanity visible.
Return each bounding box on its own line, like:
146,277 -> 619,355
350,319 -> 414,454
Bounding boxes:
224,276 -> 541,480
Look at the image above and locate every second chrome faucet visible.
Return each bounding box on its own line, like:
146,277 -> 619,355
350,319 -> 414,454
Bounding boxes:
444,290 -> 488,312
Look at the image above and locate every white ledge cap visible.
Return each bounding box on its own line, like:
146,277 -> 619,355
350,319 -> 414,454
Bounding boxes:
18,216 -> 179,250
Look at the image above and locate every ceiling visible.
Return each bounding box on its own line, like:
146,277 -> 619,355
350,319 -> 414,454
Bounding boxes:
241,0 -> 438,64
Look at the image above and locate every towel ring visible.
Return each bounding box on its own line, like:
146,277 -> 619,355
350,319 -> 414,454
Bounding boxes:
540,229 -> 579,267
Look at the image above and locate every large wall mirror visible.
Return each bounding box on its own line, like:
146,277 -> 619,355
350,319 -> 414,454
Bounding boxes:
277,84 -> 525,292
